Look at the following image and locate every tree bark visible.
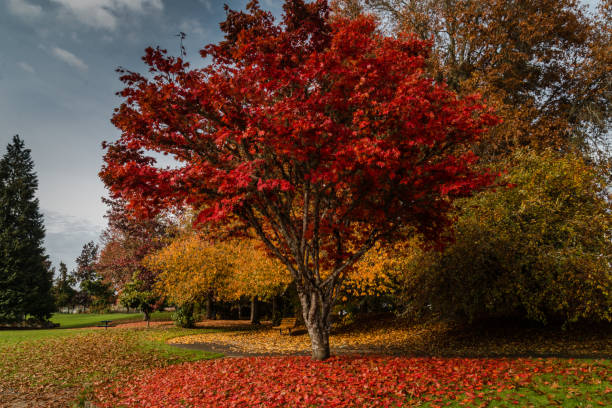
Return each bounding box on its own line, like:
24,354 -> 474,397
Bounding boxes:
299,291 -> 331,361
143,309 -> 151,327
250,295 -> 260,325
237,302 -> 243,320
205,291 -> 214,320
271,295 -> 279,325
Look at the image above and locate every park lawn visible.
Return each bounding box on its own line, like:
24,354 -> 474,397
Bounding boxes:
0,311 -> 175,346
0,327 -> 94,345
0,326 -> 221,407
50,310 -> 174,329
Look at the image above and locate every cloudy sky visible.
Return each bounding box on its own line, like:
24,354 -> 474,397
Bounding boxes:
1,0 -> 282,271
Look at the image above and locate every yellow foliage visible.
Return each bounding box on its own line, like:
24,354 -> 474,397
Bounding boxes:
147,233 -> 291,306
221,239 -> 291,301
344,238 -> 423,297
147,234 -> 233,306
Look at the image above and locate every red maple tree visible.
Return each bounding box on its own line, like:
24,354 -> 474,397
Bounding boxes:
101,0 -> 498,360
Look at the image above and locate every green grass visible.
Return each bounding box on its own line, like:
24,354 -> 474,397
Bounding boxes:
134,327 -> 224,362
50,312 -> 136,328
433,359 -> 612,407
0,327 -> 93,345
496,364 -> 612,407
50,310 -> 174,328
0,311 -> 175,345
51,312 -> 172,329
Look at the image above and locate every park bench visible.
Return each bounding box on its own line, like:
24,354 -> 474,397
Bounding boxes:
97,320 -> 114,329
276,317 -> 305,335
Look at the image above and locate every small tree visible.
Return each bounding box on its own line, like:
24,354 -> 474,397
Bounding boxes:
221,239 -> 291,325
74,241 -> 99,283
120,278 -> 158,326
101,0 -> 498,359
96,198 -> 170,293
72,241 -> 114,311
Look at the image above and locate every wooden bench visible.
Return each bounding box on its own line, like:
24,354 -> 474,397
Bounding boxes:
276,317 -> 305,335
97,320 -> 114,329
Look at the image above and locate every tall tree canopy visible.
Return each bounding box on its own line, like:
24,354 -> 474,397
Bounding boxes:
72,241 -> 114,312
334,0 -> 611,158
101,0 -> 498,359
0,136 -> 54,324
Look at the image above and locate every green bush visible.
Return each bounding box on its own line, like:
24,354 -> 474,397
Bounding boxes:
173,303 -> 196,328
398,150 -> 611,325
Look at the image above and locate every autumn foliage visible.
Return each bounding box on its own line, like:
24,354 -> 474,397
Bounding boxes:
396,149 -> 612,325
95,356 -> 610,407
338,0 -> 612,157
147,234 -> 290,307
101,0 -> 498,359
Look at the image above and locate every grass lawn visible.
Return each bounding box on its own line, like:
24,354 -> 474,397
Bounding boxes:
50,310 -> 174,329
0,311 -> 175,346
0,327 -> 93,345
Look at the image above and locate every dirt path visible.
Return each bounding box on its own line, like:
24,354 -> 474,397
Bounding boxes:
166,318 -> 612,359
170,341 -> 382,358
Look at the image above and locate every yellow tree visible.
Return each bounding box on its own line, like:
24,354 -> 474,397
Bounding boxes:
146,234 -> 233,320
220,239 -> 291,324
148,231 -> 292,324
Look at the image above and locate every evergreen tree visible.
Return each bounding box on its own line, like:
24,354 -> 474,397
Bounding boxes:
0,135 -> 55,323
72,241 -> 114,311
53,262 -> 77,311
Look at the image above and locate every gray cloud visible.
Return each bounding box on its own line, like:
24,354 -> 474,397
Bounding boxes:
50,0 -> 164,31
198,0 -> 212,12
17,61 -> 35,73
43,209 -> 102,271
6,0 -> 42,20
179,19 -> 207,37
50,46 -> 88,71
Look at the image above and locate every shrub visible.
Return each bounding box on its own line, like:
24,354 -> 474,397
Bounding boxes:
173,303 -> 196,328
397,150 -> 611,325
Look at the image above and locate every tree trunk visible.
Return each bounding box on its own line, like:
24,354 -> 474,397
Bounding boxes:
299,291 -> 331,360
143,310 -> 151,327
206,292 -> 214,320
272,295 -> 278,318
271,295 -> 280,326
250,296 -> 260,325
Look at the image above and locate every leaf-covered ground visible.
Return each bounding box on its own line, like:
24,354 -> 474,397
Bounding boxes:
95,356 -> 611,407
170,318 -> 612,358
1,317 -> 610,407
0,327 -> 220,407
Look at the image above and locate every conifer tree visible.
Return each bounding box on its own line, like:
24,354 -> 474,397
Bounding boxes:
0,135 -> 55,324
53,261 -> 77,311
